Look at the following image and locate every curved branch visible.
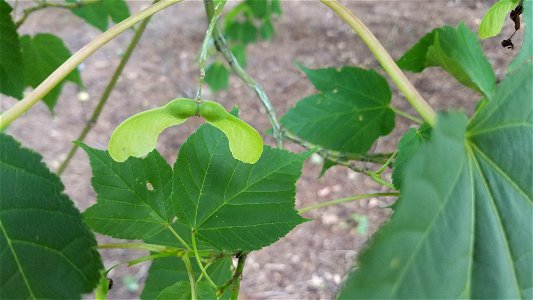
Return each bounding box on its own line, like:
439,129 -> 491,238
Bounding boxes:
320,0 -> 436,126
0,0 -> 182,130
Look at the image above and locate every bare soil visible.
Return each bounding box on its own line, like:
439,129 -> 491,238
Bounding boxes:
3,0 -> 519,299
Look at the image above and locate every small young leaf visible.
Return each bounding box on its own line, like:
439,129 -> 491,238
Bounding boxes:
260,19 -> 274,40
172,124 -> 306,251
68,0 -> 130,31
479,0 -> 520,39
391,124 -> 431,189
282,65 -> 395,154
246,0 -> 268,18
20,33 -> 83,111
271,0 -> 282,15
107,98 -> 195,162
0,0 -> 25,99
226,21 -> 257,45
397,23 -> 496,99
80,144 -> 174,240
205,63 -> 229,92
0,133 -> 102,298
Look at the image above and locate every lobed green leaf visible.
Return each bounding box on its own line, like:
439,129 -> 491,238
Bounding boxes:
68,0 -> 130,31
172,124 -> 306,251
0,134 -> 102,299
0,0 -> 25,99
398,23 -> 496,99
282,65 -> 395,154
205,63 -> 229,92
80,144 -> 174,240
479,0 -> 520,39
20,33 -> 83,111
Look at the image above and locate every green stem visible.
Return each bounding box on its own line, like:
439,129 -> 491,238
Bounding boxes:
0,0 -> 182,130
182,255 -> 197,300
320,0 -> 436,126
230,252 -> 247,300
196,0 -> 227,100
203,0 -> 284,148
284,131 -> 392,165
98,242 -> 180,253
191,232 -> 218,289
15,0 -> 98,28
298,192 -> 399,214
127,252 -> 177,266
168,225 -> 192,251
57,12 -> 153,175
390,107 -> 423,124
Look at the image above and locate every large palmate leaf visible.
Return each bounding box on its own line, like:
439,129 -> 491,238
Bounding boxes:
20,33 -> 83,111
80,144 -> 174,240
141,256 -> 232,300
281,65 -> 395,154
68,0 -> 130,31
339,62 -> 532,298
0,134 -> 102,298
173,124 -> 306,251
397,23 -> 496,99
0,0 -> 24,99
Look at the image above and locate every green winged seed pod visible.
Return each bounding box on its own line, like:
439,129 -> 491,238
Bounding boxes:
108,98 -> 263,164
199,101 -> 264,164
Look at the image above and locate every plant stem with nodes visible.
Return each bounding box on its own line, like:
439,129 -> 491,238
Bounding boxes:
284,132 -> 393,165
15,0 -> 99,28
196,0 -> 227,100
230,252 -> 247,300
298,192 -> 399,214
0,0 -> 182,130
57,10 -> 153,175
217,252 -> 247,298
320,0 -> 436,126
203,0 -> 284,148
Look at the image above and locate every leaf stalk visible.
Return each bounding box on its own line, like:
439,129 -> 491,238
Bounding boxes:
298,192 -> 399,214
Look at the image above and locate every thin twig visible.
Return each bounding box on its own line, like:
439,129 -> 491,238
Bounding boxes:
0,0 -> 182,129
284,131 -> 393,165
196,0 -> 227,100
203,0 -> 283,148
57,11 -> 153,175
298,192 -> 399,214
15,0 -> 98,28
